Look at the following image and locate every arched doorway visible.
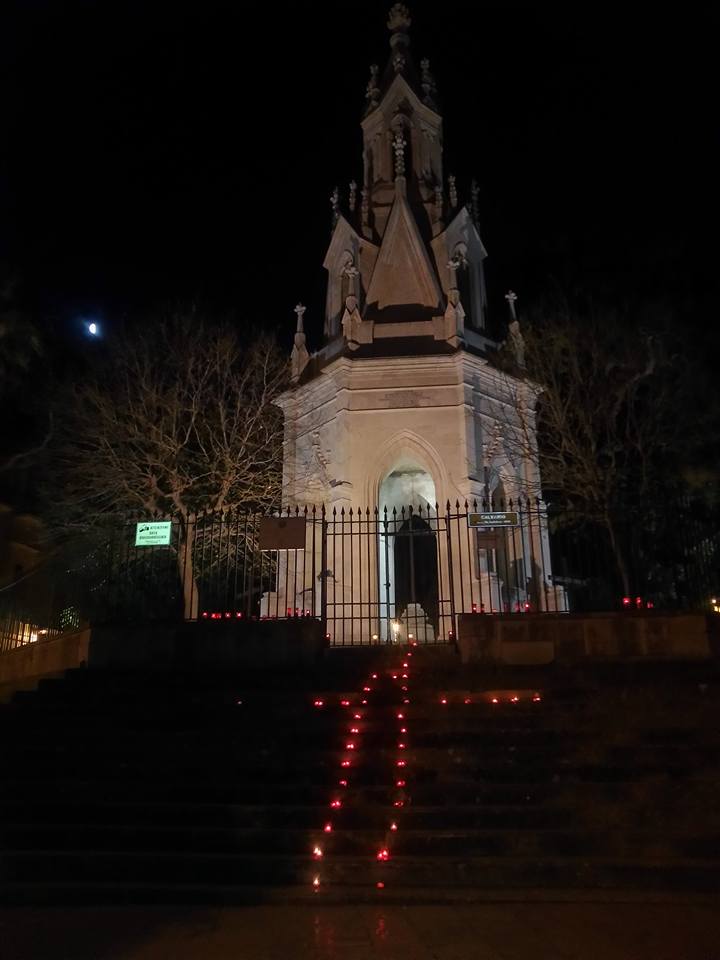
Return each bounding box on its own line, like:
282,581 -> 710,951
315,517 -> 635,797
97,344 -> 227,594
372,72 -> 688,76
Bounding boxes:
378,462 -> 439,642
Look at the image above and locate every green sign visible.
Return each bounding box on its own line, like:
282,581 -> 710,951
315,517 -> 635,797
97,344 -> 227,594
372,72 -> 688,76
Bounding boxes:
468,511 -> 519,529
135,521 -> 172,546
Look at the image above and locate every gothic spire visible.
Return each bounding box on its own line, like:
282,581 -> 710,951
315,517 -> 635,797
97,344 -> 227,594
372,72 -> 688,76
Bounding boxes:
387,3 -> 412,75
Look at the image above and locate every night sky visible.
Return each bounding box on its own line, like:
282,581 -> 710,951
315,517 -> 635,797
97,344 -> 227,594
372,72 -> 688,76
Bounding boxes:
2,1 -> 719,350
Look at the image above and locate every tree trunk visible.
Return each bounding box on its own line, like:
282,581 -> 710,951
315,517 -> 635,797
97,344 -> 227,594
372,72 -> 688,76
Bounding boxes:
605,513 -> 630,597
177,520 -> 199,620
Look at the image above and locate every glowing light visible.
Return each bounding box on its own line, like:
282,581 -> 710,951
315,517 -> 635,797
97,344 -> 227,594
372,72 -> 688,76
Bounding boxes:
402,674 -> 408,679
396,779 -> 405,787
401,685 -> 408,692
396,759 -> 406,767
345,742 -> 355,750
491,697 -> 499,704
354,713 -> 362,720
377,848 -> 390,861
236,699 -> 243,705
339,779 -> 348,787
510,696 -> 519,703
350,727 -> 359,734
408,633 -> 414,640
313,875 -> 320,888
392,675 -> 398,680
390,822 -> 398,831
393,800 -> 404,807
362,699 -> 368,705
341,700 -> 350,707
464,698 -> 471,704
400,727 -> 407,734
87,321 -> 99,336
398,743 -> 406,749
532,694 -> 542,702
376,881 -> 385,889
363,686 -> 371,692
440,698 -> 448,705
341,760 -> 351,767
330,799 -> 342,808
313,846 -> 323,859
314,700 -> 324,707
371,673 -> 378,679
403,662 -> 409,668
403,698 -> 410,704
397,713 -> 404,719
324,822 -> 333,833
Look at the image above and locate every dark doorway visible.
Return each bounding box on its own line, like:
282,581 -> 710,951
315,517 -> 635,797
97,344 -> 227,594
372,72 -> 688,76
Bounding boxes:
394,515 -> 439,631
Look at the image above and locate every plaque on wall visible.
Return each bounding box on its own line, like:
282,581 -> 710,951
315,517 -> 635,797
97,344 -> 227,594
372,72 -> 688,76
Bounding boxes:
258,516 -> 307,550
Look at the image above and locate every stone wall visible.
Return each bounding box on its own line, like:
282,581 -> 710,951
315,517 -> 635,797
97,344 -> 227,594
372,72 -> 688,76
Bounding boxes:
88,618 -> 327,670
0,628 -> 91,695
457,612 -> 717,665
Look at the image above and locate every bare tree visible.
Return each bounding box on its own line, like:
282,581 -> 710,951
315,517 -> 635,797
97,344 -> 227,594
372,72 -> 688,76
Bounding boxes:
49,313 -> 288,616
492,300 -> 693,592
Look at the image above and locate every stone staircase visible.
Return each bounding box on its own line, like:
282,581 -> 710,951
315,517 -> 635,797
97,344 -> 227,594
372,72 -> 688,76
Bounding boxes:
0,647 -> 718,903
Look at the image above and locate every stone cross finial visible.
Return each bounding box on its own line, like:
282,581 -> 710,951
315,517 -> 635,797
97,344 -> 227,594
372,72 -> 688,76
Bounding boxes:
505,290 -> 518,322
294,303 -> 306,333
349,180 -> 357,213
448,174 -> 457,209
393,131 -> 407,178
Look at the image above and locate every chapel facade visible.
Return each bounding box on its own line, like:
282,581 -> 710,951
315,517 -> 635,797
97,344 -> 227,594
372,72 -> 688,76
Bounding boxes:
265,5 -> 565,641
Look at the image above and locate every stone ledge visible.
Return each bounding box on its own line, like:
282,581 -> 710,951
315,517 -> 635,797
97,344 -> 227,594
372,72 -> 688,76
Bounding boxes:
457,613 -> 716,666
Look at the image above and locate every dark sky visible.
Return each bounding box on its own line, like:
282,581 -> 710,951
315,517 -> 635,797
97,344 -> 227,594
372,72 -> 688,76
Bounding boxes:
2,1 -> 718,349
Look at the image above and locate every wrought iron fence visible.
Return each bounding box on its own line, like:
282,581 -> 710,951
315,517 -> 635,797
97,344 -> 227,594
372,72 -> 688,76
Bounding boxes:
1,495 -> 718,653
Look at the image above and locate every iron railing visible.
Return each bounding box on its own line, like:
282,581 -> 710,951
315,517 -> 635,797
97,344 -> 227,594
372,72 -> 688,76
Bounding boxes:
1,496 -> 718,652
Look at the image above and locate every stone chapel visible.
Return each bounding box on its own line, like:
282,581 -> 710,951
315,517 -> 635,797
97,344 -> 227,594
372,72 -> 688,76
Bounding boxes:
265,4 -> 564,641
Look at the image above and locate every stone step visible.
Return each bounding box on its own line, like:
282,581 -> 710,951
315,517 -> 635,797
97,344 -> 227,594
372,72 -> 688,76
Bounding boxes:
4,823 -> 716,859
0,801 -> 570,830
1,851 -> 717,897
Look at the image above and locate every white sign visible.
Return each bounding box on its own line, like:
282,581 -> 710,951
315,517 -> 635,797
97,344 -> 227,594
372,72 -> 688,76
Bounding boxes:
135,521 -> 172,546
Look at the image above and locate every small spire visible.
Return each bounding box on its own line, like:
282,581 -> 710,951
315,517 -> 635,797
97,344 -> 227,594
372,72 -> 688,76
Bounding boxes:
291,304 -> 310,382
365,64 -> 380,112
470,179 -> 480,225
349,180 -> 357,213
393,131 -> 407,179
420,58 -> 437,106
294,303 -> 307,334
387,3 -> 411,74
330,186 -> 339,229
505,290 -> 525,368
434,184 -> 444,222
360,187 -> 370,235
448,175 -> 457,209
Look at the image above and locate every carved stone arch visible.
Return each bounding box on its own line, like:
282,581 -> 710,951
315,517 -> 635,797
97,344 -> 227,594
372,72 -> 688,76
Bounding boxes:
364,429 -> 451,508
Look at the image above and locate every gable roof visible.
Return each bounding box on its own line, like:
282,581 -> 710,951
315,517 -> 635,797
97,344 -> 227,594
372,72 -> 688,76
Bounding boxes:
365,184 -> 443,312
